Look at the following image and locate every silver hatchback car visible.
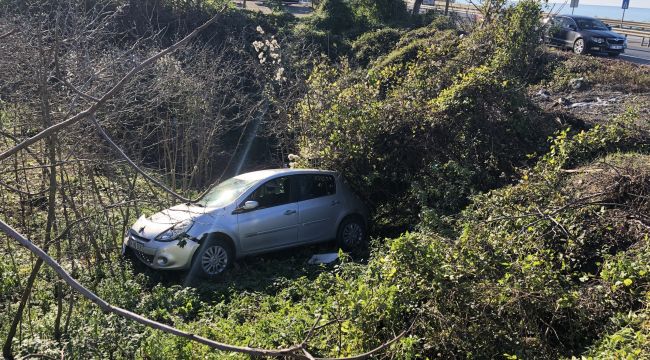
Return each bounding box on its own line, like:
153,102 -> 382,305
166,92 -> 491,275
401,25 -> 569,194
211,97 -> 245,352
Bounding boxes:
122,169 -> 368,278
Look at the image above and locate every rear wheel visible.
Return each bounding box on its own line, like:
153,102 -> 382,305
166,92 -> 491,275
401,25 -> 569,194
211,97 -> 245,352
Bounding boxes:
193,238 -> 233,279
573,38 -> 585,55
337,216 -> 366,251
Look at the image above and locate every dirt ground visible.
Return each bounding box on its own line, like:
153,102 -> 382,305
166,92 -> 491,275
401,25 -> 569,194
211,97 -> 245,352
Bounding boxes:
531,85 -> 650,129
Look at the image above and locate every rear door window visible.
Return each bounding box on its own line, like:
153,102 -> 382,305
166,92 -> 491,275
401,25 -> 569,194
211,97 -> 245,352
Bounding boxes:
299,174 -> 336,201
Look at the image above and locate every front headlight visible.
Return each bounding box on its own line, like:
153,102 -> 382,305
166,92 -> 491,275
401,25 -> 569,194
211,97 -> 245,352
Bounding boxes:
592,37 -> 605,44
156,219 -> 193,242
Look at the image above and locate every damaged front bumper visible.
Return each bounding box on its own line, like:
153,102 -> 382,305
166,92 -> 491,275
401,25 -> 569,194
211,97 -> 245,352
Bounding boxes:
122,231 -> 200,270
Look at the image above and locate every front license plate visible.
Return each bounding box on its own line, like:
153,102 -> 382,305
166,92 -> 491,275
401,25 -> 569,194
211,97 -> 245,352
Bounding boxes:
610,45 -> 623,50
131,238 -> 145,252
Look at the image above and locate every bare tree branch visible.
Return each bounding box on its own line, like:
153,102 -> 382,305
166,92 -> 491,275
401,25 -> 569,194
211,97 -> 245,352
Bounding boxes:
0,28 -> 18,40
0,9 -> 225,162
90,115 -> 191,202
316,326 -> 413,360
55,77 -> 101,102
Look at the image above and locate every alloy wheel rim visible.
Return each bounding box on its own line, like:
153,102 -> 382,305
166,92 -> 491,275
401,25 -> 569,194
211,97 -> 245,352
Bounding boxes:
575,40 -> 584,53
201,245 -> 228,275
342,223 -> 363,247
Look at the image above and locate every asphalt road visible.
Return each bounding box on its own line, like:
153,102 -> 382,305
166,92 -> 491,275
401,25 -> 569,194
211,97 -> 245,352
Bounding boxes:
620,38 -> 650,65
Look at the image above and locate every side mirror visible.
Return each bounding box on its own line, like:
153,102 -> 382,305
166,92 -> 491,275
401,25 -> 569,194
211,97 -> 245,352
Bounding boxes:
242,201 -> 259,210
568,25 -> 577,31
233,200 -> 259,214
606,25 -> 612,30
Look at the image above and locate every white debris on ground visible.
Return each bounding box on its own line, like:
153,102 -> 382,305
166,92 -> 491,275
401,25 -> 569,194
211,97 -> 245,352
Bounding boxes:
308,253 -> 339,265
570,97 -> 620,108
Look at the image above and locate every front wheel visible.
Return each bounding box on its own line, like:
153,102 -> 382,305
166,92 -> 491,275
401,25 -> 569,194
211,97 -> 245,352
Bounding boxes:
337,217 -> 366,251
193,239 -> 233,279
573,38 -> 585,55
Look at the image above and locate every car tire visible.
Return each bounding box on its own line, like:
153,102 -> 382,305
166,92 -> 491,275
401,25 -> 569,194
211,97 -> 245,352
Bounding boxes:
337,216 -> 366,251
193,238 -> 233,279
573,38 -> 585,55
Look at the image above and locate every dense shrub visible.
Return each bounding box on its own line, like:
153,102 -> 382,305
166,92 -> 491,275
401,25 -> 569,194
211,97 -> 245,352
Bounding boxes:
351,28 -> 402,66
348,0 -> 408,28
293,0 -> 557,229
310,0 -> 355,35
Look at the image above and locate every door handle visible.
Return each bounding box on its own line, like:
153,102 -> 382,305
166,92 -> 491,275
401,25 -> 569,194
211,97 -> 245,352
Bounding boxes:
331,200 -> 341,206
284,209 -> 296,215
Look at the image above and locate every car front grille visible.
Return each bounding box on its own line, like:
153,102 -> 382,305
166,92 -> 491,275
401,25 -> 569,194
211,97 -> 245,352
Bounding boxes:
134,250 -> 154,265
129,230 -> 150,242
607,38 -> 624,45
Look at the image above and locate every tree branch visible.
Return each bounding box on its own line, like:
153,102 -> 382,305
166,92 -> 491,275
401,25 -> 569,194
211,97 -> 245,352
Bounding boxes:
0,28 -> 18,40
317,323 -> 413,360
55,77 -> 101,102
90,115 -> 191,202
0,9 -> 225,162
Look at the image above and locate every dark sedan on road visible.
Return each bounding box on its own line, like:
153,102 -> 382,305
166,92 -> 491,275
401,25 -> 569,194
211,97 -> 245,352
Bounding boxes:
545,15 -> 627,56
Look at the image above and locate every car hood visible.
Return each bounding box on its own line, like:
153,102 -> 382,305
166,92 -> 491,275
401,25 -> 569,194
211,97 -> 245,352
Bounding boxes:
581,29 -> 625,39
131,203 -> 212,239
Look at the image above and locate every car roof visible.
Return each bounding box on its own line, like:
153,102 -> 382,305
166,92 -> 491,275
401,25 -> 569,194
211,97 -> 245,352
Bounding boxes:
557,15 -> 600,20
233,168 -> 338,182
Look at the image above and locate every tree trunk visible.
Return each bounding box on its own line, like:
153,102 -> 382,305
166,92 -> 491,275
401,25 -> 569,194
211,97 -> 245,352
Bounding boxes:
412,0 -> 424,15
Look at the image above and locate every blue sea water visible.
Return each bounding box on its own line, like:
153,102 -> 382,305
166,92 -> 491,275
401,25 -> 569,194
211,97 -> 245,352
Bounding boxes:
451,1 -> 650,22
549,4 -> 650,22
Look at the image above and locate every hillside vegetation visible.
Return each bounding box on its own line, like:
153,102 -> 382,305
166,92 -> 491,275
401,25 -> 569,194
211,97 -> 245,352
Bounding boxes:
1,0 -> 649,359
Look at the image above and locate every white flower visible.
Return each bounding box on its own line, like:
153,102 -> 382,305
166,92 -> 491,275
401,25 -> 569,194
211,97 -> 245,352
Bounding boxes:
256,25 -> 264,34
252,40 -> 264,52
274,67 -> 286,82
288,154 -> 300,161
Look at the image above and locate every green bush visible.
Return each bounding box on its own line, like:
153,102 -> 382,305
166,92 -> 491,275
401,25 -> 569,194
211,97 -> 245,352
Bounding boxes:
310,0 -> 355,35
348,0 -> 408,28
351,28 -> 402,66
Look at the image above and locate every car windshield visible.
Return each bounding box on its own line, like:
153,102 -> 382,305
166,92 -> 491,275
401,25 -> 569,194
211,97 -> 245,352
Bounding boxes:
196,177 -> 258,207
575,18 -> 609,31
